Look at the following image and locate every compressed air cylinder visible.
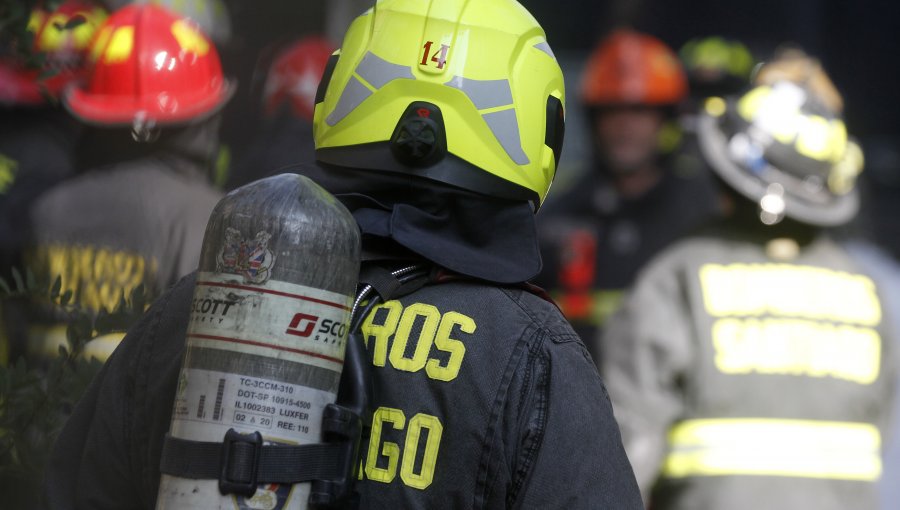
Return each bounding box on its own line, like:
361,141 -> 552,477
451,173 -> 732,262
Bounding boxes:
157,174 -> 360,509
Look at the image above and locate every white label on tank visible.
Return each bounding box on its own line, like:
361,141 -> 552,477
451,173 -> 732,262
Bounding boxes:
186,271 -> 352,370
156,272 -> 354,510
173,369 -> 331,442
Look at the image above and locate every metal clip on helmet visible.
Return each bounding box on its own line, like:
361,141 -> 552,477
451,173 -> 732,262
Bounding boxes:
697,53 -> 863,227
63,4 -> 234,133
312,0 -> 566,211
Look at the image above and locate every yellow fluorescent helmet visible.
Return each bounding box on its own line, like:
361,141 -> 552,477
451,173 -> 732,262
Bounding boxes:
313,0 -> 566,211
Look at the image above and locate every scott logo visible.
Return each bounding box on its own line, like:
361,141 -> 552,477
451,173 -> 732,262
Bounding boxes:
286,313 -> 349,343
286,313 -> 318,338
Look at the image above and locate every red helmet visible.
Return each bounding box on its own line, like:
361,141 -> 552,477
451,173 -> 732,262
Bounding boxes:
0,0 -> 107,105
262,36 -> 334,122
581,29 -> 687,107
101,0 -> 232,45
64,3 -> 234,126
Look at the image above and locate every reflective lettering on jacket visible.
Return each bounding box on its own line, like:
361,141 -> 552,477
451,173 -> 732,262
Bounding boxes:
28,243 -> 157,313
699,263 -> 882,384
668,262 -> 886,481
358,300 -> 474,490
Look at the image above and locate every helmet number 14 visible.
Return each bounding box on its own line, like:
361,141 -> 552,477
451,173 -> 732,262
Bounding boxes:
420,41 -> 450,70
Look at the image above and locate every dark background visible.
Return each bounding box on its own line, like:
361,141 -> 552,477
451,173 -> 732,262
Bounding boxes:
520,0 -> 900,137
219,0 -> 900,138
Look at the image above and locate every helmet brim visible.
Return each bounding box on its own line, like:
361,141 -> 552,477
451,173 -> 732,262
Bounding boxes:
63,78 -> 236,127
697,111 -> 859,227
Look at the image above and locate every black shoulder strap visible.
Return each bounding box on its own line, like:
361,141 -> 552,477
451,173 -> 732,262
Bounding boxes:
357,263 -> 432,302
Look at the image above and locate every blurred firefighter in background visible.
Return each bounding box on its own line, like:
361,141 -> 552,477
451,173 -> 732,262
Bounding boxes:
678,36 -> 756,115
536,29 -> 719,352
101,0 -> 235,187
671,36 -> 757,191
24,3 -> 233,362
226,35 -> 334,190
0,0 -> 107,364
598,49 -> 894,509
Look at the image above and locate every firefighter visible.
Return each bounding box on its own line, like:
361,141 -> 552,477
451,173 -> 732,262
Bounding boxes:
99,0 -> 235,188
597,49 -> 894,509
678,36 -> 756,114
226,35 -> 335,190
0,0 -> 108,363
43,1 -> 644,508
664,36 -> 757,250
25,3 -> 233,362
536,29 -> 720,351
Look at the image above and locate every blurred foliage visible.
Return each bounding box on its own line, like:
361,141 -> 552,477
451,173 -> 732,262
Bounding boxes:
0,0 -> 73,76
0,267 -> 146,508
0,0 -> 48,68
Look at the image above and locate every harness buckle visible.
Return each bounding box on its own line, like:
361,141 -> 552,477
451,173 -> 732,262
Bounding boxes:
219,428 -> 263,497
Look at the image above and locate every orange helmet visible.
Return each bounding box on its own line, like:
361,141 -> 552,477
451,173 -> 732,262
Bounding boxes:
0,0 -> 107,105
64,3 -> 234,126
580,29 -> 687,107
262,36 -> 334,122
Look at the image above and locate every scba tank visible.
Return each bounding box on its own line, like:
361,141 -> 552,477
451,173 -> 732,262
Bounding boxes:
157,173 -> 360,510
